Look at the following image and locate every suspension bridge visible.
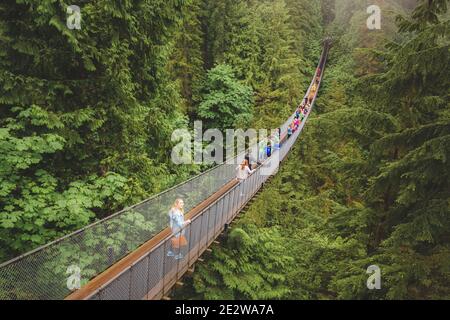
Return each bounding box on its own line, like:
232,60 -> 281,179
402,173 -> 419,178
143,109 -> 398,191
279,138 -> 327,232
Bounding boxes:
0,40 -> 331,300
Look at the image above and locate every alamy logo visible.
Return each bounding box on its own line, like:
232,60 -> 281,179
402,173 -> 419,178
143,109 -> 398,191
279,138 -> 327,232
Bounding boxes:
171,121 -> 281,177
67,5 -> 81,30
66,265 -> 81,291
367,5 -> 381,30
366,265 -> 381,290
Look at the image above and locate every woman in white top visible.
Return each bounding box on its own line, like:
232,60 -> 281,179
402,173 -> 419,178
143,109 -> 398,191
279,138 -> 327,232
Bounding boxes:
167,199 -> 191,260
236,159 -> 254,181
236,160 -> 255,197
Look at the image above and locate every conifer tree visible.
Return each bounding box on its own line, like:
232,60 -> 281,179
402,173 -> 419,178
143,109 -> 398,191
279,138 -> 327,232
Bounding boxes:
0,0 -> 190,260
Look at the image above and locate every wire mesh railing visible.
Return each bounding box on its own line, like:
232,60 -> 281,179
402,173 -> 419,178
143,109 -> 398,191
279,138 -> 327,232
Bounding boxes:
0,42 -> 330,300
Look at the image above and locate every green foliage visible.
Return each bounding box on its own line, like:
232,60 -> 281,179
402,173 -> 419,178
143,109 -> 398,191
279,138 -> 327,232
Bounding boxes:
353,0 -> 450,299
170,0 -> 205,116
0,0 -> 193,261
0,105 -> 130,260
183,0 -> 316,130
1,0 -> 448,301
197,64 -> 254,130
184,0 -> 450,300
194,226 -> 294,300
251,0 -> 308,130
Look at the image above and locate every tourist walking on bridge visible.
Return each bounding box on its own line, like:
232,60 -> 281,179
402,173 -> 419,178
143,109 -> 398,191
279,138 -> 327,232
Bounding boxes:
266,141 -> 273,158
287,125 -> 293,139
236,159 -> 255,197
236,159 -> 254,182
303,97 -> 309,108
308,81 -> 318,104
294,117 -> 300,131
167,199 -> 191,260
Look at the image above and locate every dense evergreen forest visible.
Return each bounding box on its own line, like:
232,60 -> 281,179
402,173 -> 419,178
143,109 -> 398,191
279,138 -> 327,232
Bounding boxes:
0,0 -> 321,263
175,0 -> 450,300
0,0 -> 449,300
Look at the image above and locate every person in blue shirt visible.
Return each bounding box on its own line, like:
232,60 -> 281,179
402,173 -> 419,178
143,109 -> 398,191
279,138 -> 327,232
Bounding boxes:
266,141 -> 272,158
167,199 -> 191,260
287,125 -> 293,139
303,97 -> 309,108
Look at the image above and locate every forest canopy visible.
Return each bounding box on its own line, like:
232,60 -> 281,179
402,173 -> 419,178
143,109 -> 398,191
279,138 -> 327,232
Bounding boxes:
0,0 -> 449,300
